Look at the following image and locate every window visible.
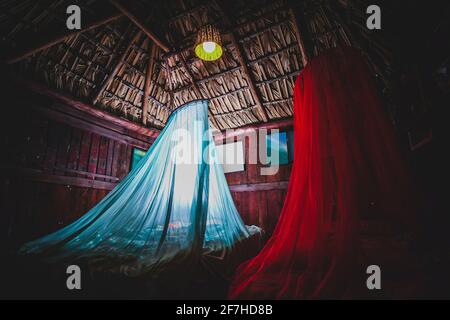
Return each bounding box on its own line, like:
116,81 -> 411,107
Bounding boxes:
215,140 -> 245,173
266,131 -> 289,165
264,130 -> 295,165
287,129 -> 294,162
131,148 -> 146,170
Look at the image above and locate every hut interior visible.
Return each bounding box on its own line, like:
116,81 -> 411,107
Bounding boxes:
0,0 -> 446,299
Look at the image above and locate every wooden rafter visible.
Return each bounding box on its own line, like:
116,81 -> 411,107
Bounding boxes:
92,30 -> 143,105
108,0 -> 170,53
178,55 -> 221,130
142,43 -> 157,125
288,7 -> 309,66
110,0 -> 221,130
4,13 -> 123,64
213,1 -> 269,122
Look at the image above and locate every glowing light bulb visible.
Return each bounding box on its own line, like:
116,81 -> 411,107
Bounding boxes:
202,41 -> 216,53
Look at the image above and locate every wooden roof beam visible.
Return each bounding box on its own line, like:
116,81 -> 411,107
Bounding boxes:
213,1 -> 269,122
4,13 -> 123,64
13,75 -> 160,138
109,0 -> 223,130
142,43 -> 158,126
92,30 -> 143,105
288,7 -> 309,66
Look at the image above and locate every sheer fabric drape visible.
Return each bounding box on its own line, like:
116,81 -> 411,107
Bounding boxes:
229,47 -> 415,299
20,100 -> 251,276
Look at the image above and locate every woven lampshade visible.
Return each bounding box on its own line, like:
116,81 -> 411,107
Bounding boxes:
194,25 -> 223,61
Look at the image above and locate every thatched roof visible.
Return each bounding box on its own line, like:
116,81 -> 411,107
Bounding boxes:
0,0 -> 393,131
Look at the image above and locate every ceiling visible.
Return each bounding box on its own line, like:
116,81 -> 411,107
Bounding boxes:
0,0 -> 403,131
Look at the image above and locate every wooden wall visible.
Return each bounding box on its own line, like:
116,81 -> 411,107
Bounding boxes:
0,80 -> 292,251
0,83 -> 154,251
217,124 -> 293,239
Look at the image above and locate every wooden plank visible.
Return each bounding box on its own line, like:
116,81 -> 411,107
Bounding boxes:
43,121 -> 59,173
225,171 -> 243,186
231,192 -> 243,221
123,144 -> 132,174
13,76 -> 160,138
279,163 -> 292,181
97,136 -> 109,181
66,186 -> 83,224
258,191 -> 268,237
288,7 -> 309,67
1,167 -> 117,191
117,143 -> 128,179
105,140 -> 115,181
77,131 -> 92,173
113,142 -> 131,179
28,116 -> 47,169
111,141 -> 122,178
58,167 -> 119,181
88,134 -> 101,174
79,187 -> 91,215
246,192 -> 259,226
50,101 -> 155,144
265,165 -> 282,183
266,190 -> 281,235
142,43 -> 157,125
178,54 -> 222,130
89,189 -> 100,215
66,128 -> 82,174
32,104 -> 151,150
20,181 -> 38,239
246,164 -> 266,184
228,181 -> 289,192
245,135 -> 266,184
55,125 -> 72,174
50,185 -> 71,232
14,165 -> 120,182
239,192 -> 249,225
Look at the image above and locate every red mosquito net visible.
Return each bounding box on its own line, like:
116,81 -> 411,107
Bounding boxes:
229,46 -> 416,299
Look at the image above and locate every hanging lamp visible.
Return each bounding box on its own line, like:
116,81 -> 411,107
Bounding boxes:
194,25 -> 223,61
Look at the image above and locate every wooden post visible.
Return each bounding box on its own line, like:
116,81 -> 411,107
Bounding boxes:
142,44 -> 157,125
